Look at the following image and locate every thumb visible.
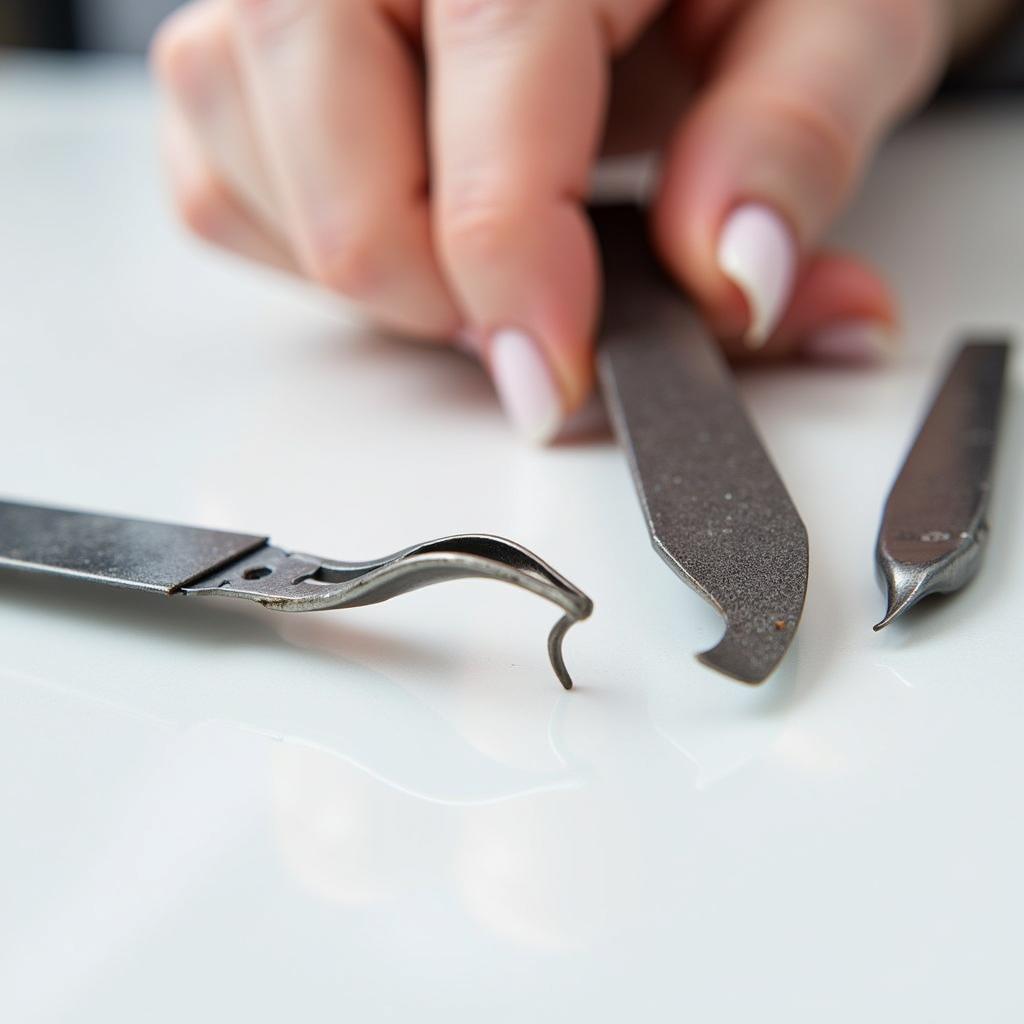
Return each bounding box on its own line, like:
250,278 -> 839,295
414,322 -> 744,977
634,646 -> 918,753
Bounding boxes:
654,0 -> 949,353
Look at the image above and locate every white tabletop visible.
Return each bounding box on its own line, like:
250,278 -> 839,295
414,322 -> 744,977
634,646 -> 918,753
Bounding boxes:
1,54 -> 1022,1022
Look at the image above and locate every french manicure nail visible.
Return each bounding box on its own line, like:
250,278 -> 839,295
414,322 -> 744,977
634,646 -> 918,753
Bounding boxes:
803,321 -> 896,364
718,203 -> 797,349
490,328 -> 564,445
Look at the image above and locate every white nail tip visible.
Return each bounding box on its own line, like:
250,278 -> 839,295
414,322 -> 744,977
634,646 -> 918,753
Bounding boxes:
717,203 -> 797,348
490,329 -> 564,446
803,322 -> 895,364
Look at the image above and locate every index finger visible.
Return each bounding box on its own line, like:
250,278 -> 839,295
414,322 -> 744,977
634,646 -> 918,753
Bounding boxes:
427,0 -> 663,442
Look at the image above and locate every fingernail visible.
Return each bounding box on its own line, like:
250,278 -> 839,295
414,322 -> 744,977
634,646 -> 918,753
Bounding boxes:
803,321 -> 896,364
490,328 -> 564,445
718,203 -> 797,349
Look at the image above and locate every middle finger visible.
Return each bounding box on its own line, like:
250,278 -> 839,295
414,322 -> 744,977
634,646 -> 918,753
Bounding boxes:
226,0 -> 461,337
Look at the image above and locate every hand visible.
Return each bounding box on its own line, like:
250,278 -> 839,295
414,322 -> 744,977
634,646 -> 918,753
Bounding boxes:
152,0 -> 1007,442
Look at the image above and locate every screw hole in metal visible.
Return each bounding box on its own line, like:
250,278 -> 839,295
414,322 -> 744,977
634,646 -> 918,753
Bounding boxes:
243,566 -> 273,581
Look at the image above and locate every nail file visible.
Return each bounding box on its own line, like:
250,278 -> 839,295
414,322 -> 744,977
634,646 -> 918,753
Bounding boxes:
592,204 -> 808,684
0,499 -> 592,689
874,339 -> 1011,630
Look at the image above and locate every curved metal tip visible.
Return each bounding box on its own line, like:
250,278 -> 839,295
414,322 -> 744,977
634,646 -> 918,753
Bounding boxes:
875,530 -> 989,632
372,538 -> 593,691
874,586 -> 925,631
187,535 -> 593,691
547,614 -> 584,690
543,585 -> 593,689
873,605 -> 908,633
691,596 -> 804,684
697,630 -> 786,686
874,561 -> 927,632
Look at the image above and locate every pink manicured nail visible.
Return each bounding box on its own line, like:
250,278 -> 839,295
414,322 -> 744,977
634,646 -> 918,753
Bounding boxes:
718,203 -> 797,348
803,321 -> 896,364
490,328 -> 564,445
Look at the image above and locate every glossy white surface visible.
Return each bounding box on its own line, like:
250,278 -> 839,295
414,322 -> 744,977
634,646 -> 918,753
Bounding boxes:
1,56 -> 1022,1022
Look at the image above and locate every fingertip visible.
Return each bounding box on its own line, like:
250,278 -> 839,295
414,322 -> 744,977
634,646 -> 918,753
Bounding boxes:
792,252 -> 900,364
444,201 -> 599,443
717,202 -> 798,348
802,320 -> 897,364
718,250 -> 900,363
489,328 -> 566,446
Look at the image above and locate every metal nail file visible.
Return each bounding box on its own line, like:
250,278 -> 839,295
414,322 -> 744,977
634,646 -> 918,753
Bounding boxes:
874,339 -> 1011,630
593,204 -> 808,684
0,499 -> 592,689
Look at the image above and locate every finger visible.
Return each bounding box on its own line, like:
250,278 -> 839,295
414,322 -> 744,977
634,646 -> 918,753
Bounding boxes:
721,251 -> 899,363
655,0 -> 949,348
428,0 -> 662,443
152,0 -> 284,237
226,0 -> 461,339
161,101 -> 297,272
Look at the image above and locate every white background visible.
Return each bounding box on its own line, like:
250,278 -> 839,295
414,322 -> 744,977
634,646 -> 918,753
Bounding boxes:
1,55 -> 1022,1022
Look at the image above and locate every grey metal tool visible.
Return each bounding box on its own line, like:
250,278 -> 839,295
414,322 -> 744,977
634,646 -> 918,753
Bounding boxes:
593,204 -> 808,684
0,500 -> 592,688
874,339 -> 1011,630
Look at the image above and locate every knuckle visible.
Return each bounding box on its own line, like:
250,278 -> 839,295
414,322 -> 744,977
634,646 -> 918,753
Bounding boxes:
174,173 -> 231,243
150,4 -> 230,105
433,0 -> 543,43
439,191 -> 524,264
303,229 -> 381,299
853,0 -> 946,93
862,0 -> 939,56
150,11 -> 202,91
764,91 -> 861,190
228,0 -> 311,42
